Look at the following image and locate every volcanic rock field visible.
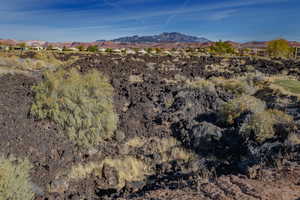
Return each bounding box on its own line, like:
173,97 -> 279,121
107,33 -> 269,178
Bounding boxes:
0,52 -> 300,200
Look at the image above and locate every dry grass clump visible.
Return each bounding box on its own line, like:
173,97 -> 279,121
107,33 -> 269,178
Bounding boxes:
128,75 -> 143,83
126,136 -> 196,163
69,156 -> 150,189
0,56 -> 43,70
240,109 -> 293,143
271,79 -> 300,97
186,79 -> 216,92
125,137 -> 146,148
0,52 -> 79,73
220,95 -> 266,124
31,68 -> 118,148
99,157 -> 150,189
287,133 -> 300,145
212,77 -> 253,96
0,156 -> 34,200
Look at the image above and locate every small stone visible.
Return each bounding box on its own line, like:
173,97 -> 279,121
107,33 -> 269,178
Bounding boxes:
115,131 -> 126,142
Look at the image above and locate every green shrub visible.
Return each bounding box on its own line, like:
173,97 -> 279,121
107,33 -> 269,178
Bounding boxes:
31,68 -> 118,148
87,45 -> 98,52
0,156 -> 34,200
220,95 -> 266,124
240,109 -> 293,143
209,41 -> 235,55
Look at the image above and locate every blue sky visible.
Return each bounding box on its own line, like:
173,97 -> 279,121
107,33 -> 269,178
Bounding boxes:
0,0 -> 299,42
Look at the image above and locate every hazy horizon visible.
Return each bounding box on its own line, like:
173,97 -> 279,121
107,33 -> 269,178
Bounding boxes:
1,0 -> 299,42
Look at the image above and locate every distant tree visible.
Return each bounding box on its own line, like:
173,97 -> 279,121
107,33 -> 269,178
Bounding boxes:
146,48 -> 153,54
267,38 -> 292,58
87,45 -> 98,52
77,45 -> 85,51
133,48 -> 139,53
209,41 -> 235,55
155,48 -> 161,53
18,42 -> 26,48
46,45 -> 53,50
18,42 -> 27,55
105,48 -> 112,53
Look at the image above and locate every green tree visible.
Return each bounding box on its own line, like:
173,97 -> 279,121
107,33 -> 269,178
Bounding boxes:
77,45 -> 85,51
267,38 -> 292,58
155,48 -> 161,53
209,41 -> 235,55
87,45 -> 98,52
105,48 -> 112,53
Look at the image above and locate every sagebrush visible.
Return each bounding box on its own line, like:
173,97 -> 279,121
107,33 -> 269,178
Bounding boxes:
31,68 -> 118,147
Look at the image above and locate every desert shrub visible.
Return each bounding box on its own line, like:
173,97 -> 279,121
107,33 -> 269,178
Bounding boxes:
69,156 -> 150,189
220,95 -> 266,124
0,156 -> 34,200
31,68 -> 118,148
240,109 -> 293,143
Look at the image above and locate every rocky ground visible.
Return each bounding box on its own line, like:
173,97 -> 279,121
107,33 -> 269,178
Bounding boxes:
0,52 -> 300,199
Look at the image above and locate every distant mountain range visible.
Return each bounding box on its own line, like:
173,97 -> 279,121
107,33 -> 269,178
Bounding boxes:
97,32 -> 210,43
1,33 -> 300,49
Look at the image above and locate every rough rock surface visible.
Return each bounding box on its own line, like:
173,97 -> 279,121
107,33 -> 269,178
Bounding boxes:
1,53 -> 300,199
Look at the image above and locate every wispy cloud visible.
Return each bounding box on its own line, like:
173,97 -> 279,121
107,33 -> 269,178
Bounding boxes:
208,9 -> 237,21
0,0 -> 297,41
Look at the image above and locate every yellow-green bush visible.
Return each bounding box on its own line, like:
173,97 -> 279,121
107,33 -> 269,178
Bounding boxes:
31,68 -> 118,147
220,95 -> 266,124
0,156 -> 34,200
241,109 -> 293,143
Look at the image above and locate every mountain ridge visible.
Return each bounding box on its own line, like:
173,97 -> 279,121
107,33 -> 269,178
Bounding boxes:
97,32 -> 210,43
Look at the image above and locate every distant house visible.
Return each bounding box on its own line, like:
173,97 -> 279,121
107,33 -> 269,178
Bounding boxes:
98,48 -> 106,52
51,47 -> 63,51
13,46 -> 28,51
257,49 -> 267,57
112,49 -> 122,54
162,50 -> 172,55
295,47 -> 300,59
31,46 -> 44,51
0,45 -> 9,51
126,49 -> 136,54
138,49 -> 147,54
66,47 -> 79,51
149,49 -> 157,54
